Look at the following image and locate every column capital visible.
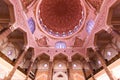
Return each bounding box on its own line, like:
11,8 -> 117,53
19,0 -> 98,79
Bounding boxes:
30,58 -> 35,63
9,24 -> 17,32
93,46 -> 99,51
24,45 -> 29,51
50,56 -> 53,62
68,56 -> 72,62
85,57 -> 90,62
67,61 -> 72,66
107,28 -> 112,34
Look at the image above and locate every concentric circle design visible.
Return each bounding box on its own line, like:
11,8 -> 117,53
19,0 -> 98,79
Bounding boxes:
38,0 -> 84,37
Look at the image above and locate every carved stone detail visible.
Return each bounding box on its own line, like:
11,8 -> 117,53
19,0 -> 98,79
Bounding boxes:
73,37 -> 84,47
36,36 -> 48,47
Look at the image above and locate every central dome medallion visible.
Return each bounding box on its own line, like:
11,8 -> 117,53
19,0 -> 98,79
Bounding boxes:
38,0 -> 84,37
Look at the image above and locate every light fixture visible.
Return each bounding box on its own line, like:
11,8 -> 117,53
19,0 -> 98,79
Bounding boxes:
58,64 -> 62,68
107,51 -> 111,56
73,64 -> 77,68
8,50 -> 12,56
39,10 -> 40,13
98,60 -> 101,64
44,64 -> 48,68
55,41 -> 66,49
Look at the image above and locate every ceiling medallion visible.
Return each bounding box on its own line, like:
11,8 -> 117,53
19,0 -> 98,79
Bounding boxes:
37,0 -> 84,37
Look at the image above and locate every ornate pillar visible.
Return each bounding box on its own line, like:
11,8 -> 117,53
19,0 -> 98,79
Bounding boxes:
48,61 -> 53,80
33,68 -> 38,80
82,67 -> 87,80
95,48 -> 114,80
85,57 -> 96,80
26,58 -> 35,80
68,61 -> 72,80
4,46 -> 29,80
0,25 -> 17,41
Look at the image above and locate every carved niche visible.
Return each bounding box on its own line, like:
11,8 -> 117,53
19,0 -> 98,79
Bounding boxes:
36,36 -> 48,47
73,37 -> 84,47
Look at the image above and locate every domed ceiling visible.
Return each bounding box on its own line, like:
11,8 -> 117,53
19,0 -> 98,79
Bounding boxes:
38,0 -> 84,37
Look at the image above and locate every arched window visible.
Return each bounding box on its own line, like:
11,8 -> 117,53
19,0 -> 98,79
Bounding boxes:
86,20 -> 95,34
55,41 -> 66,49
28,18 -> 35,34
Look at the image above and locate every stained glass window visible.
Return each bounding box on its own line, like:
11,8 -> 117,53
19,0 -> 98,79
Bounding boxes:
55,41 -> 66,49
28,18 -> 35,34
86,20 -> 95,34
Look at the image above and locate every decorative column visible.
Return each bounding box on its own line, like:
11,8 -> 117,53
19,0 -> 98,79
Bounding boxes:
85,57 -> 96,80
25,58 -> 35,80
82,67 -> 87,80
95,48 -> 114,80
4,46 -> 29,80
33,68 -> 38,80
68,61 -> 72,80
34,69 -> 39,80
48,61 -> 53,80
0,25 -> 17,41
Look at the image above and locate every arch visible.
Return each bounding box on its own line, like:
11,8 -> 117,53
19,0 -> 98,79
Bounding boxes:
37,53 -> 50,61
72,53 -> 85,61
86,48 -> 95,58
94,29 -> 113,50
7,28 -> 28,50
107,0 -> 120,33
86,48 -> 102,69
1,28 -> 28,61
53,53 -> 68,70
0,0 -> 15,24
53,53 -> 68,61
20,48 -> 34,68
0,0 -> 15,33
72,53 -> 85,69
53,61 -> 67,70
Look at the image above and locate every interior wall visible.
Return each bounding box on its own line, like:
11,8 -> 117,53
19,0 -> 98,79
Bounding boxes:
88,58 -> 120,80
0,57 -> 31,80
72,70 -> 85,80
35,70 -> 48,80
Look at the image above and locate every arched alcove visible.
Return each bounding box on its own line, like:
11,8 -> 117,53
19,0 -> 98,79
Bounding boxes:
0,0 -> 15,32
1,28 -> 27,61
107,1 -> 120,34
35,53 -> 50,80
94,29 -> 113,50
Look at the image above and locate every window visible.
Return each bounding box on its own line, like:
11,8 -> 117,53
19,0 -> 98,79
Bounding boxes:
86,20 -> 95,34
55,41 -> 66,49
28,18 -> 35,34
